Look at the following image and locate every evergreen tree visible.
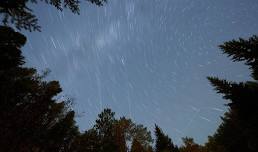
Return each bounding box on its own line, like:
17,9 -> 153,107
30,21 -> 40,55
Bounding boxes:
206,35 -> 258,152
0,25 -> 79,152
94,108 -> 118,152
0,0 -> 107,31
155,125 -> 178,152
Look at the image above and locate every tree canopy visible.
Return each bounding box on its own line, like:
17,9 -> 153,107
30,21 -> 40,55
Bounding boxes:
0,0 -> 107,31
206,35 -> 258,152
0,25 -> 79,151
155,125 -> 178,152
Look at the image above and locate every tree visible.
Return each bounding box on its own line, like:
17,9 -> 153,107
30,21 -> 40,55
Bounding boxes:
94,108 -> 118,152
180,137 -> 205,152
129,123 -> 153,149
114,117 -> 131,152
114,117 -> 153,152
75,109 -> 153,152
94,109 -> 153,152
206,35 -> 258,152
0,1 -> 108,149
71,129 -> 101,152
205,135 -> 226,152
0,25 -> 79,151
0,0 -> 107,31
131,138 -> 146,152
155,125 -> 178,152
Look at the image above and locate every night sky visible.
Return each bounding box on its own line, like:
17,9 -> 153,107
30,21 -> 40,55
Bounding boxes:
23,0 -> 258,145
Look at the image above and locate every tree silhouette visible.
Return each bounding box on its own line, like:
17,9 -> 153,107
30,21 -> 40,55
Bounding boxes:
180,137 -> 205,152
71,129 -> 101,152
92,108 -> 153,152
0,0 -> 107,31
115,117 -> 153,151
94,108 -> 118,152
155,125 -> 178,152
0,25 -> 79,151
206,35 -> 258,152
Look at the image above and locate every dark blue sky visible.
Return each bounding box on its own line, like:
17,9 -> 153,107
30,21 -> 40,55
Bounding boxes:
23,0 -> 258,145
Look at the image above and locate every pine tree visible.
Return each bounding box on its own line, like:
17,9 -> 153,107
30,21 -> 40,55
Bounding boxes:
94,108 -> 118,152
0,25 -> 79,151
206,35 -> 258,152
0,0 -> 107,31
155,125 -> 178,152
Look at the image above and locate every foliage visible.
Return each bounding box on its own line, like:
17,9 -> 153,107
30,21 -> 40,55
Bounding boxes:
179,137 -> 206,152
63,108 -> 154,152
206,35 -> 258,152
0,25 -> 79,151
71,129 -> 101,152
131,139 -> 146,152
76,108 -> 153,152
0,0 -> 107,31
155,125 -> 178,152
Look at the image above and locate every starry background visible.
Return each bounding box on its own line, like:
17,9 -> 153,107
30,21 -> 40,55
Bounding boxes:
23,0 -> 258,145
